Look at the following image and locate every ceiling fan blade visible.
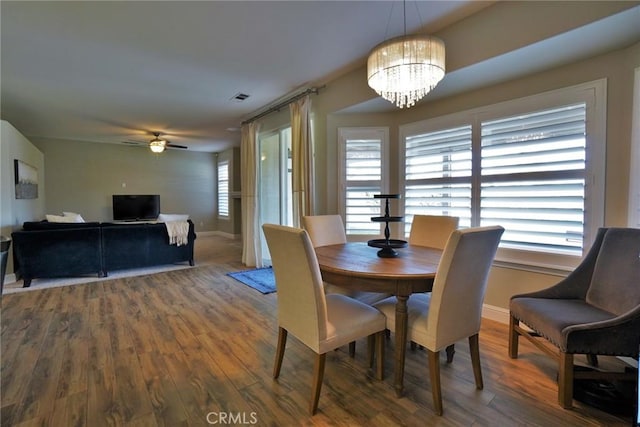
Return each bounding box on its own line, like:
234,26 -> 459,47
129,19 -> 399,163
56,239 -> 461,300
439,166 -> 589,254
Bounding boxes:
122,140 -> 145,145
167,143 -> 188,149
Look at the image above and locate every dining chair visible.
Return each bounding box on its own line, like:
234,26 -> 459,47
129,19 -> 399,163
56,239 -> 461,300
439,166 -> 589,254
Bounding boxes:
262,223 -> 386,415
373,226 -> 504,415
509,227 -> 640,408
303,214 -> 391,356
407,214 -> 459,357
409,214 -> 459,249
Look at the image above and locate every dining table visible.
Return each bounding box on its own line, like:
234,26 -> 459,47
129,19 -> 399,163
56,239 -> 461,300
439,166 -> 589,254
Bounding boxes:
314,242 -> 442,397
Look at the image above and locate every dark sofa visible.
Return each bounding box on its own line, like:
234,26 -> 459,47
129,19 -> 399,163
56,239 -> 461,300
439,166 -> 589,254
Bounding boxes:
12,220 -> 196,287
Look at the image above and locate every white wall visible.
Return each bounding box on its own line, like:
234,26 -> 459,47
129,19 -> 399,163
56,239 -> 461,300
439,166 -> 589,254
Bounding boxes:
30,137 -> 217,231
237,2 -> 640,316
0,120 -> 45,277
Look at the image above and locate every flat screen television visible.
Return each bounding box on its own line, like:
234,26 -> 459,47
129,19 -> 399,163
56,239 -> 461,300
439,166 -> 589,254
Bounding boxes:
112,194 -> 160,221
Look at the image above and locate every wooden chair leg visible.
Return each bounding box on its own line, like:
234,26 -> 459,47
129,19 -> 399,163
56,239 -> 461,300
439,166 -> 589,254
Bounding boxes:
558,351 -> 574,409
469,334 -> 483,389
349,341 -> 356,358
427,350 -> 443,416
508,315 -> 519,359
273,327 -> 287,379
310,353 -> 326,415
367,335 -> 375,368
376,330 -> 385,381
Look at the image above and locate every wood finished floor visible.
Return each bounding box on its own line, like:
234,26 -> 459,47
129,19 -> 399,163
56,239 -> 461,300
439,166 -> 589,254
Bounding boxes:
1,235 -> 633,426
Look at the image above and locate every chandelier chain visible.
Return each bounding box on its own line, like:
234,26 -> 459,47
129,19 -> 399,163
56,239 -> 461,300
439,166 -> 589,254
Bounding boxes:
366,1 -> 445,109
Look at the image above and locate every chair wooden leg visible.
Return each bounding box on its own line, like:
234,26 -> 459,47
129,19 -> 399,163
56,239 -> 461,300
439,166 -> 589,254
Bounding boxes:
508,315 -> 519,359
310,353 -> 326,415
273,327 -> 287,379
376,330 -> 385,381
469,334 -> 483,389
558,351 -> 574,409
367,335 -> 375,368
427,350 -> 443,416
349,341 -> 356,358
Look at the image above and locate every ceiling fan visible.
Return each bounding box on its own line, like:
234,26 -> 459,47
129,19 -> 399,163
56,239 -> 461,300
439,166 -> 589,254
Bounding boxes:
123,132 -> 188,153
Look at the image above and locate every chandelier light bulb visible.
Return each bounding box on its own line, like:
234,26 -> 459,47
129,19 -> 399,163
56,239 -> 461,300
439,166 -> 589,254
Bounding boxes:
367,35 -> 446,109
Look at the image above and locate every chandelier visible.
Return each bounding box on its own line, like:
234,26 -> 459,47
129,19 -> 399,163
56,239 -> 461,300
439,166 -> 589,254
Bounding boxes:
366,3 -> 445,109
149,136 -> 166,153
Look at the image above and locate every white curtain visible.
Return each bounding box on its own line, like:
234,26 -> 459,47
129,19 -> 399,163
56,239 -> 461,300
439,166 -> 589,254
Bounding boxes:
240,121 -> 262,267
290,95 -> 314,227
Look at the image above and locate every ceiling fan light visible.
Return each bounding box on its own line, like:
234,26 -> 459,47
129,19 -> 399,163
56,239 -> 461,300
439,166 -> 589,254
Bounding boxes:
149,138 -> 166,153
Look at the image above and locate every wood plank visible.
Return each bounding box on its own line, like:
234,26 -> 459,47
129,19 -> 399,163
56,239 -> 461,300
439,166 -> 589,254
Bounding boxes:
137,351 -> 189,427
0,235 -> 633,426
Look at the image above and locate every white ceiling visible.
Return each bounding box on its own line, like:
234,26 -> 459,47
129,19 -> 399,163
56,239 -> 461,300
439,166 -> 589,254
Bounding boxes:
1,1 -> 639,153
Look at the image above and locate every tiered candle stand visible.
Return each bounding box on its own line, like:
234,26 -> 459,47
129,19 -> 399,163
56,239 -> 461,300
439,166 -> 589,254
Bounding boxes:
367,194 -> 407,258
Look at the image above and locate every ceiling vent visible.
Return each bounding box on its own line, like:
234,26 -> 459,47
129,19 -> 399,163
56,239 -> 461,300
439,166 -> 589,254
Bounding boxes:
231,93 -> 250,102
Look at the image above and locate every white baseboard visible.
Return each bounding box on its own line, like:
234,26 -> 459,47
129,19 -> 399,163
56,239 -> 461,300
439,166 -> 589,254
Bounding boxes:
482,303 -> 510,324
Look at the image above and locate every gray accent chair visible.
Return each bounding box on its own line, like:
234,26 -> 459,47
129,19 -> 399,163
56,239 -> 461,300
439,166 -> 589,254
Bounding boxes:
509,227 -> 640,408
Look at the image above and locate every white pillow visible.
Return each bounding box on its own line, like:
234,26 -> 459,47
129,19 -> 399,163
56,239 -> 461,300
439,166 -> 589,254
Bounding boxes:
63,212 -> 85,223
46,214 -> 78,223
157,213 -> 189,222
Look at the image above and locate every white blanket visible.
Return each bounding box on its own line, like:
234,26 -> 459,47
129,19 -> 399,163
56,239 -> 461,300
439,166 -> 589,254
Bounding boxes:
164,220 -> 189,246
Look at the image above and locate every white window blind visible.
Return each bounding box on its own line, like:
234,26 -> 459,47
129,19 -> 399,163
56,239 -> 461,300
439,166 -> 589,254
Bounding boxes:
339,128 -> 388,235
400,80 -> 605,270
404,125 -> 472,234
218,160 -> 229,218
480,104 -> 586,255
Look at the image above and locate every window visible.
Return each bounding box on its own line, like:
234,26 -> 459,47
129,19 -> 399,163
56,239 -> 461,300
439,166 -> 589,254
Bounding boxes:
338,127 -> 389,235
401,80 -> 606,271
259,127 -> 292,227
404,125 -> 472,235
630,67 -> 640,228
217,160 -> 229,218
481,104 -> 586,255
259,126 -> 292,264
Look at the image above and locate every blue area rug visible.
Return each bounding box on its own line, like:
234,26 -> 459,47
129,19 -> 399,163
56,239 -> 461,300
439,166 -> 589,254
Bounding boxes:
227,267 -> 276,294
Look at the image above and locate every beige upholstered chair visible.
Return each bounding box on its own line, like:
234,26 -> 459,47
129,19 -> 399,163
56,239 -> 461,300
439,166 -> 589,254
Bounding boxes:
374,226 -> 504,415
301,214 -> 347,248
509,227 -> 640,409
409,214 -> 459,249
303,214 -> 390,356
407,214 -> 459,356
262,223 -> 386,415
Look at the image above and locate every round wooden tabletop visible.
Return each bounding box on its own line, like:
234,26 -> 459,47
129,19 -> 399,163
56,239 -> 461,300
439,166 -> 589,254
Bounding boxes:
315,242 -> 440,280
